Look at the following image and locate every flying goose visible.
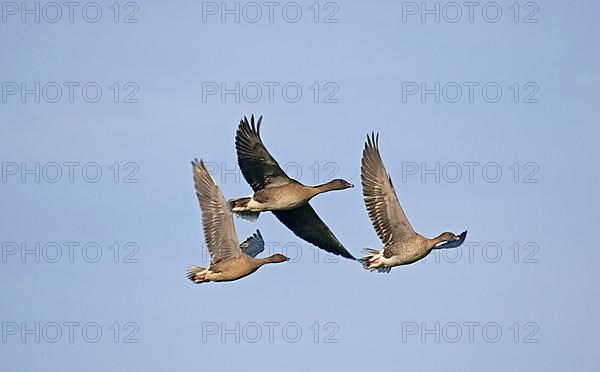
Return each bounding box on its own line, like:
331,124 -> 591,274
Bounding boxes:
186,159 -> 289,283
359,133 -> 467,272
228,115 -> 356,260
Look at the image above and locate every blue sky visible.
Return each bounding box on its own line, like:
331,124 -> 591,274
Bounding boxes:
1,1 -> 599,371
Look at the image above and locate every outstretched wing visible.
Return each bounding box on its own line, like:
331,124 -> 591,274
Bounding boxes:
235,115 -> 292,191
239,230 -> 265,258
273,204 -> 355,260
192,159 -> 241,264
361,133 -> 416,246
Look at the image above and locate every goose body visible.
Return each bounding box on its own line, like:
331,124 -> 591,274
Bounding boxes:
233,182 -> 318,212
186,159 -> 288,284
190,253 -> 285,283
359,133 -> 467,273
229,115 -> 356,260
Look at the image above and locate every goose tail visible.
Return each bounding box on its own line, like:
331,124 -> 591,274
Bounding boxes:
186,265 -> 209,283
227,197 -> 260,221
359,248 -> 391,273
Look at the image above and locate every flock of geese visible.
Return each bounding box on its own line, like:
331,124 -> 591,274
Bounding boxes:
187,115 -> 467,283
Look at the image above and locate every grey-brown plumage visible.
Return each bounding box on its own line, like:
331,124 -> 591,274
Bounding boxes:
230,115 -> 356,260
186,159 -> 288,283
359,133 -> 467,272
235,115 -> 291,191
361,132 -> 416,246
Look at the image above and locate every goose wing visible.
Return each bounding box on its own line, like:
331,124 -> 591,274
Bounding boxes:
239,230 -> 265,258
273,204 -> 355,260
361,133 -> 416,246
235,115 -> 292,191
192,159 -> 241,264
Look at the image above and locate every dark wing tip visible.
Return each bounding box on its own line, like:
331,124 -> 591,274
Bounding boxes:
250,114 -> 262,134
191,158 -> 202,169
319,242 -> 355,260
239,115 -> 253,131
341,249 -> 356,260
362,132 -> 381,171
365,132 -> 380,151
237,114 -> 262,138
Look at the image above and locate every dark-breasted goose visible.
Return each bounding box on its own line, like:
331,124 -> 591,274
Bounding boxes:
186,159 -> 289,283
228,115 -> 356,260
359,133 -> 467,272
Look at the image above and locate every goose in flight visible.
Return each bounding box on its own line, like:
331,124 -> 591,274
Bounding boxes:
228,115 -> 356,260
359,133 -> 467,272
186,159 -> 289,283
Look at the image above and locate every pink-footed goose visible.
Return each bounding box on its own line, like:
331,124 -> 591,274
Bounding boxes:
228,115 -> 356,260
186,159 -> 288,283
359,133 -> 467,272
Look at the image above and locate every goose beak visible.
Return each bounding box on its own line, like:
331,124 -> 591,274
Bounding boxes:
349,183 -> 354,188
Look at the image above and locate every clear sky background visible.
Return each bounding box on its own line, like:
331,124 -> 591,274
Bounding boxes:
1,1 -> 599,371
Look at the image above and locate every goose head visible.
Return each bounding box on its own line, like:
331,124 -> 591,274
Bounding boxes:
266,253 -> 290,264
325,179 -> 354,191
438,231 -> 461,243
431,231 -> 464,249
